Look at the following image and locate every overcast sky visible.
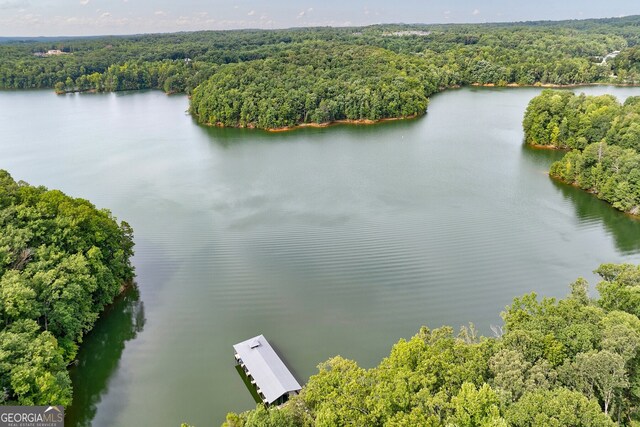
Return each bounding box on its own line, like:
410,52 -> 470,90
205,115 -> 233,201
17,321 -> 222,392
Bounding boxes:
0,0 -> 638,37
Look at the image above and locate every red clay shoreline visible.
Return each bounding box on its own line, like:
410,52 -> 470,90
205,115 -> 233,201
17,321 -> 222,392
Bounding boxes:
267,115 -> 420,132
204,115 -> 421,133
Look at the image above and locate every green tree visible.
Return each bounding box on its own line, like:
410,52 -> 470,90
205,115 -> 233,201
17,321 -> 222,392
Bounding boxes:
0,170 -> 135,405
0,271 -> 38,324
448,382 -> 506,426
0,320 -> 71,406
506,388 -> 616,427
562,350 -> 629,416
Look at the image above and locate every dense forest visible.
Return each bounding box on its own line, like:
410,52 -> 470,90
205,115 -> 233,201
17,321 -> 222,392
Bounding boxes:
218,264 -> 640,426
190,44 -> 436,129
2,16 -> 640,128
0,171 -> 135,405
523,90 -> 640,215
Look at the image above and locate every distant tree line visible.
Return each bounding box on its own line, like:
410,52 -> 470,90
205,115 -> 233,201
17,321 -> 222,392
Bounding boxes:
1,18 -> 638,93
51,60 -> 216,95
0,171 -> 135,405
524,90 -> 640,215
218,264 -> 640,426
1,17 -> 640,127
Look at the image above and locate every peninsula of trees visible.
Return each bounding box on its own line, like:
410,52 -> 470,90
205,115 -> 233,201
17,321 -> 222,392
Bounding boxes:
219,264 -> 640,427
0,171 -> 135,405
190,44 -> 434,129
523,90 -> 640,215
2,16 -> 640,128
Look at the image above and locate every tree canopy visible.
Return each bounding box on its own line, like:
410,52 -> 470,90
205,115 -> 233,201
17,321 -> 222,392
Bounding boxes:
524,90 -> 640,215
190,44 -> 436,129
0,170 -> 135,406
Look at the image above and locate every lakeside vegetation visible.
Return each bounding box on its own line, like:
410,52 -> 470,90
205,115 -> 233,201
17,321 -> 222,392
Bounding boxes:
190,44 -> 434,129
0,170 -> 134,405
3,16 -> 640,424
523,90 -> 640,215
2,16 -> 640,128
219,264 -> 640,426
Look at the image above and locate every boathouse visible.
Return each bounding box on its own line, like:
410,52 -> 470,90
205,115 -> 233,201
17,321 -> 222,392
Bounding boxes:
233,334 -> 302,405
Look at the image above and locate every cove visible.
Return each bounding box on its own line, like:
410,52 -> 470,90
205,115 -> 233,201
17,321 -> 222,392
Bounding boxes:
1,86 -> 640,426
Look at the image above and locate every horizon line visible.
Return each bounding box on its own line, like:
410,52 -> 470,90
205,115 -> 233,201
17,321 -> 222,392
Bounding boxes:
1,14 -> 635,40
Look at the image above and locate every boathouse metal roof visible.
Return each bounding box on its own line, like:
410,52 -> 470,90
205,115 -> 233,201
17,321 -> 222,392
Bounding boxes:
233,334 -> 302,404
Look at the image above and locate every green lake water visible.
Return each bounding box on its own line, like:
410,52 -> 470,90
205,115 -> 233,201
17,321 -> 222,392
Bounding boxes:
1,86 -> 640,426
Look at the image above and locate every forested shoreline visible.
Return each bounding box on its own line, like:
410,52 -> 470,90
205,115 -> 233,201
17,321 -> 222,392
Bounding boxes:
3,16 -> 640,128
190,44 -> 434,129
523,90 -> 640,215
214,264 -> 640,426
3,16 -> 640,425
0,171 -> 135,405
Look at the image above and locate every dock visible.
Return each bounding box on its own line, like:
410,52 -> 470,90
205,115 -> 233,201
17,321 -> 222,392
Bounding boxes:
233,334 -> 302,406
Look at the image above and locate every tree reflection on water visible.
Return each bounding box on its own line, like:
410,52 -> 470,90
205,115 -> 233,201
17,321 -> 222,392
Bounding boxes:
65,285 -> 145,427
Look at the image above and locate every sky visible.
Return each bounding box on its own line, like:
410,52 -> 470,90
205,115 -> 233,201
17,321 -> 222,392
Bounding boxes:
0,0 -> 638,37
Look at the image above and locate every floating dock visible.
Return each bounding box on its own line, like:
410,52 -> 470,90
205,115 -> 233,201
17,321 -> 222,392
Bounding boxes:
233,334 -> 302,406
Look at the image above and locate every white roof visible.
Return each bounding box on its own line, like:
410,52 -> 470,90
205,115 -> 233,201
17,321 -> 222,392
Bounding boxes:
233,334 -> 301,404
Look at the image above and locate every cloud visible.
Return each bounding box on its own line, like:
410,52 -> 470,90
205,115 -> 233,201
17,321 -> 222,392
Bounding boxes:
472,9 -> 480,15
247,10 -> 255,16
297,10 -> 305,18
0,0 -> 29,9
100,12 -> 111,18
154,10 -> 165,15
79,0 -> 89,5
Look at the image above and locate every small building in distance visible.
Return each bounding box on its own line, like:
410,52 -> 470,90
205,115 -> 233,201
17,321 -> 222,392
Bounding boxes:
34,49 -> 68,57
383,30 -> 432,37
233,334 -> 302,406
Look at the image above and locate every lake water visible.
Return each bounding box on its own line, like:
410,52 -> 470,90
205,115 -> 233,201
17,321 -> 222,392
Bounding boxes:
2,86 -> 640,426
